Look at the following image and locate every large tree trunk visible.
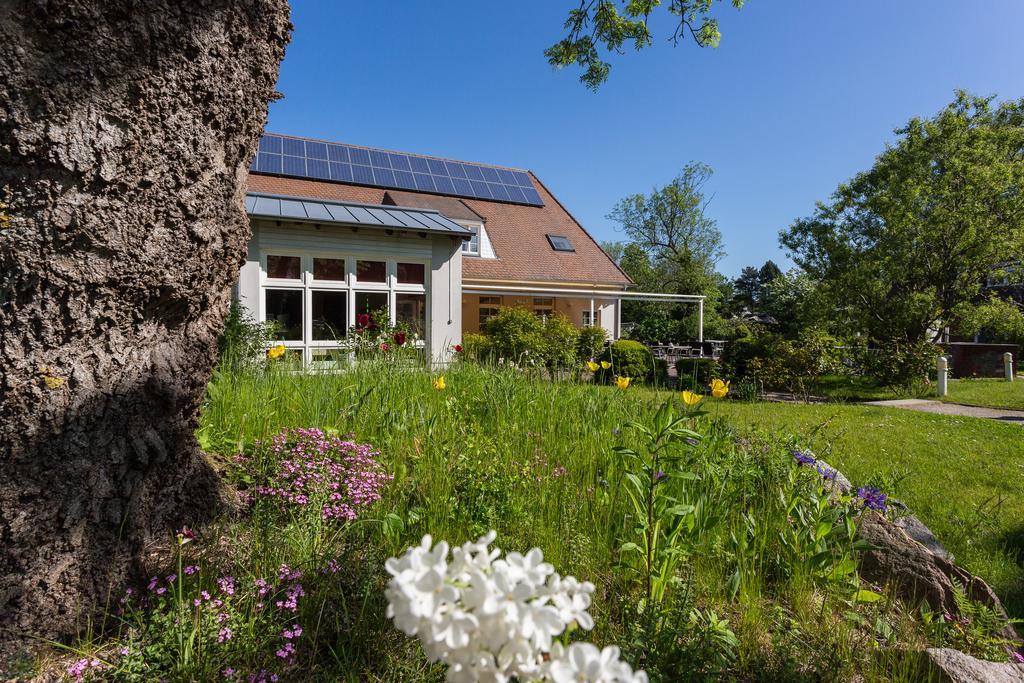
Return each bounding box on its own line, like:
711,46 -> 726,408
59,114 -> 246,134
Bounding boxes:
0,0 -> 290,657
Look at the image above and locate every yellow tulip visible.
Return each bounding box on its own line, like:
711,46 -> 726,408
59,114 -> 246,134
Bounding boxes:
586,360 -> 600,373
266,344 -> 286,360
601,361 -> 611,370
681,390 -> 702,406
433,375 -> 446,391
709,378 -> 730,398
615,376 -> 631,390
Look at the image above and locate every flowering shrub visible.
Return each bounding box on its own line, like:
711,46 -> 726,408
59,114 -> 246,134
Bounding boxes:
255,428 -> 391,522
384,531 -> 647,682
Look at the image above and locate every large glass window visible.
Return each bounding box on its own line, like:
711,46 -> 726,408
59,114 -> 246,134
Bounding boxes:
262,254 -> 428,365
267,255 -> 301,279
313,257 -> 346,282
397,262 -> 425,285
396,293 -> 426,337
265,289 -> 303,340
312,291 -> 347,340
356,260 -> 386,283
355,291 -> 388,317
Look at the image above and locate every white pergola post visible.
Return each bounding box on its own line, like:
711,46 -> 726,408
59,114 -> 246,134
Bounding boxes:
1005,352 -> 1014,382
698,298 -> 704,344
589,298 -> 594,328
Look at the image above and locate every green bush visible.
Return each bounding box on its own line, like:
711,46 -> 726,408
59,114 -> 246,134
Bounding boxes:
577,324 -> 608,362
217,301 -> 279,370
483,307 -> 544,365
540,313 -> 580,372
596,339 -> 655,384
676,357 -> 720,391
461,333 -> 492,362
747,328 -> 844,398
857,339 -> 939,394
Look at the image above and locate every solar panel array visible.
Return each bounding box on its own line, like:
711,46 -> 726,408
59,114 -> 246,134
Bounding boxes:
251,134 -> 544,207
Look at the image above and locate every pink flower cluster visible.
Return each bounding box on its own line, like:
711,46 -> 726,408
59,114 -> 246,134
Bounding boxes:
67,658 -> 103,681
254,428 -> 391,522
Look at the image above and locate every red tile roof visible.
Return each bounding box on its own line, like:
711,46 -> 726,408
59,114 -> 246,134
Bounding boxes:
246,170 -> 631,287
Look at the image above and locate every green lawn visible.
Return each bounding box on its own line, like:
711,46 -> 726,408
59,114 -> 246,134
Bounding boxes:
807,374 -> 1024,411
712,399 -> 1024,618
939,377 -> 1024,411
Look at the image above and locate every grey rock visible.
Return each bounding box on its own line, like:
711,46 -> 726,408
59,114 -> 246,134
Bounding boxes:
895,514 -> 953,562
924,648 -> 1024,683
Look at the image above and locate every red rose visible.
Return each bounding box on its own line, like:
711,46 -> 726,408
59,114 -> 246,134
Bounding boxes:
453,344 -> 463,353
356,313 -> 370,328
380,342 -> 390,352
393,331 -> 406,347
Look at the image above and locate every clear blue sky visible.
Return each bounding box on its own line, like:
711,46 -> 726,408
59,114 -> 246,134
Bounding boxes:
266,0 -> 1024,277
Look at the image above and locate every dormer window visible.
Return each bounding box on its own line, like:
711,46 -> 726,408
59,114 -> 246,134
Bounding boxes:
546,234 -> 574,252
462,224 -> 480,256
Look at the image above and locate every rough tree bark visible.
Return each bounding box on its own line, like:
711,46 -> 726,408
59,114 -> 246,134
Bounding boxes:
0,0 -> 291,657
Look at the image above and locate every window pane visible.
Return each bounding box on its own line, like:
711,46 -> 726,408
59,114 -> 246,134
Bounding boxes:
462,228 -> 479,254
265,289 -> 303,340
397,262 -> 425,285
313,257 -> 346,281
480,307 -> 499,327
312,290 -> 347,341
267,255 -> 301,279
396,293 -> 426,337
355,291 -> 388,318
357,260 -> 386,283
479,295 -> 501,305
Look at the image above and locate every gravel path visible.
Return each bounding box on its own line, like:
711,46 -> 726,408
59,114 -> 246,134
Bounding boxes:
863,399 -> 1024,424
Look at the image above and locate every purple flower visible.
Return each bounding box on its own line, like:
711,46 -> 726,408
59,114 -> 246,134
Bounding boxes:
276,641 -> 296,659
1011,651 -> 1024,664
184,565 -> 199,575
792,450 -> 816,467
218,627 -> 233,643
817,465 -> 837,481
217,576 -> 236,595
165,574 -> 177,583
653,470 -> 667,482
322,559 -> 340,575
223,668 -> 237,679
856,485 -> 888,512
282,624 -> 303,639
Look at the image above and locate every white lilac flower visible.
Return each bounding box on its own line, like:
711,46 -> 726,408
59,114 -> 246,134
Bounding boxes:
384,532 -> 645,683
547,643 -> 649,683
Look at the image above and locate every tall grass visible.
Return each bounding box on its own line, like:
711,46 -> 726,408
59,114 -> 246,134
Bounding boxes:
54,362 -> 1011,681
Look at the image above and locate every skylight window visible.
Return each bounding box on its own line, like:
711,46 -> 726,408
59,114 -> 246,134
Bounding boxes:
546,234 -> 574,252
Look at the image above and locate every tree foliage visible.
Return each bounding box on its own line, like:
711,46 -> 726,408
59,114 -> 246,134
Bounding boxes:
780,92 -> 1024,343
547,0 -> 746,89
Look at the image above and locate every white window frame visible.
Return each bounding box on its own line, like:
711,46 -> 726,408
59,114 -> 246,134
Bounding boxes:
460,221 -> 482,257
259,250 -> 429,366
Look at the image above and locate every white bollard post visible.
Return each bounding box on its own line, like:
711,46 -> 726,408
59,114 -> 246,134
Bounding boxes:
1005,352 -> 1014,382
936,356 -> 948,397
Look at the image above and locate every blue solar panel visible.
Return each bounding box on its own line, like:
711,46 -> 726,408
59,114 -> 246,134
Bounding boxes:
373,167 -> 396,187
259,136 -> 282,154
283,155 -> 306,176
328,145 -> 349,163
306,141 -> 328,160
352,164 -> 374,184
348,147 -> 371,166
389,154 -> 411,172
307,159 -> 330,180
488,183 -> 511,201
426,158 -> 448,176
462,164 -> 485,182
393,169 -> 416,189
413,173 -> 435,192
253,135 -> 543,206
432,175 -> 456,195
330,162 -> 353,182
409,156 -> 430,174
282,138 -> 305,157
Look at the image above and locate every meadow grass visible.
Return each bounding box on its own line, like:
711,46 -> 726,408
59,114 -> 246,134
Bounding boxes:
54,362 -> 1020,681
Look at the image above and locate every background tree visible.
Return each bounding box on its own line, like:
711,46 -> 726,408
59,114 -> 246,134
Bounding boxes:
0,0 -> 290,651
780,92 -> 1024,344
757,260 -> 782,289
607,163 -> 729,341
732,266 -> 762,310
548,0 -> 747,89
